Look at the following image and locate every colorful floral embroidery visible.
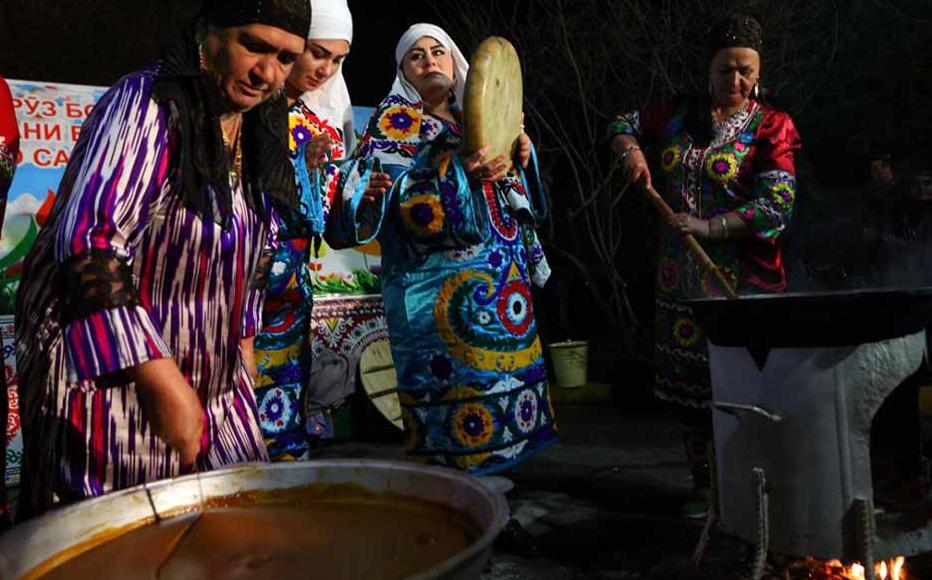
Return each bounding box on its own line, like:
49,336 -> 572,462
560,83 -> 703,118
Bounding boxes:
661,144 -> 682,173
379,104 -> 420,140
672,317 -> 702,348
514,389 -> 539,433
289,114 -> 315,151
705,151 -> 739,183
258,387 -> 297,434
452,403 -> 495,448
434,268 -> 541,372
400,193 -> 445,235
771,182 -> 795,211
497,280 -> 533,337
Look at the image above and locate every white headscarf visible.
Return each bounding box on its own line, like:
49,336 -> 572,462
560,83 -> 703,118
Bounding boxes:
390,23 -> 469,107
299,0 -> 355,153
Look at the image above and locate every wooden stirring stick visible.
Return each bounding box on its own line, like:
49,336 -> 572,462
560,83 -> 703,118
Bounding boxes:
644,184 -> 739,300
155,511 -> 202,579
155,463 -> 207,578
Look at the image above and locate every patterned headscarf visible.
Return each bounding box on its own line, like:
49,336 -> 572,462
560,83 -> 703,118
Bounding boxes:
201,0 -> 312,39
300,0 -> 355,154
709,13 -> 763,54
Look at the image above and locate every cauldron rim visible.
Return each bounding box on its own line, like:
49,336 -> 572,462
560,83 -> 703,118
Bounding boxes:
0,460 -> 510,580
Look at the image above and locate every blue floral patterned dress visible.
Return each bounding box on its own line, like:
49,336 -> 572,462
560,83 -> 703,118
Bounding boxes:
253,100 -> 346,460
348,94 -> 557,474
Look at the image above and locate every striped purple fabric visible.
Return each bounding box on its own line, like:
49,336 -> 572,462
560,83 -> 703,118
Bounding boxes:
14,66 -> 273,517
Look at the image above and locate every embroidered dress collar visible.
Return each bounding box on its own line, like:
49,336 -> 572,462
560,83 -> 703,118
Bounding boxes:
710,100 -> 758,147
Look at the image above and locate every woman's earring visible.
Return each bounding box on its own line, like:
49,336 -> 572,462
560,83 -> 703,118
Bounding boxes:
753,83 -> 760,99
198,44 -> 207,71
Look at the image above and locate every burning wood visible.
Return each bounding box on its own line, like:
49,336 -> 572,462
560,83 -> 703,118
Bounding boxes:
777,556 -> 907,579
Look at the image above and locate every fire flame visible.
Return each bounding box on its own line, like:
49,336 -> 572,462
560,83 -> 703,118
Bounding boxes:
822,557 -> 906,579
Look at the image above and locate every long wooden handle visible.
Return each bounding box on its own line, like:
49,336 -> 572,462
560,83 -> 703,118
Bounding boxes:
645,185 -> 738,300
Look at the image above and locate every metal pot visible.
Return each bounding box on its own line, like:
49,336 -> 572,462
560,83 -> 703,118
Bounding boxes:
686,287 -> 932,349
0,460 -> 510,579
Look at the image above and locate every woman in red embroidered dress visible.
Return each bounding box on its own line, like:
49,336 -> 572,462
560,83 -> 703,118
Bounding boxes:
609,13 -> 801,517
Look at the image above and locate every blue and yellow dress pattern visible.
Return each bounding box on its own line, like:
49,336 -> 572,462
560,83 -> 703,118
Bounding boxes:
253,100 -> 345,460
350,94 -> 557,474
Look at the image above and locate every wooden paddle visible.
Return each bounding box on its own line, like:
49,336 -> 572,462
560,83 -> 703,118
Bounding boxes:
155,464 -> 206,578
645,184 -> 739,300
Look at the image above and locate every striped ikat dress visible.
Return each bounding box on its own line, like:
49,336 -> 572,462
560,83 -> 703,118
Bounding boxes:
14,66 -> 274,517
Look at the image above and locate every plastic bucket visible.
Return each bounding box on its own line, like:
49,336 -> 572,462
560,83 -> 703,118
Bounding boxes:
549,340 -> 589,388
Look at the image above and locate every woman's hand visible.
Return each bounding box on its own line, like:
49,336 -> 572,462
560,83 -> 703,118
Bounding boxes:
667,212 -> 710,239
363,172 -> 393,204
133,359 -> 204,467
464,145 -> 509,183
303,132 -> 333,170
514,113 -> 532,168
612,134 -> 651,189
514,131 -> 532,169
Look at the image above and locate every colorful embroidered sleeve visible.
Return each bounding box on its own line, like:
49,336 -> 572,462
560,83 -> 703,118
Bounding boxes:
607,99 -> 678,144
326,157 -> 389,247
288,101 -> 347,235
0,77 -> 19,223
736,110 -> 801,239
329,95 -> 422,247
499,146 -> 550,287
53,76 -> 173,382
355,95 -> 422,172
499,143 -> 547,226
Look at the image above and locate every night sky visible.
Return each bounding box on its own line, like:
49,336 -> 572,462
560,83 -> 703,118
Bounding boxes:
0,0 -> 442,106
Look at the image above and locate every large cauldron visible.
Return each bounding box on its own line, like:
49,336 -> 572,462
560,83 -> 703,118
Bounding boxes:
688,287 -> 932,349
0,460 -> 509,579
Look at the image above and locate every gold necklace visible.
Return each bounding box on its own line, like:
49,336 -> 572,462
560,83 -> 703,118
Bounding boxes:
221,116 -> 243,189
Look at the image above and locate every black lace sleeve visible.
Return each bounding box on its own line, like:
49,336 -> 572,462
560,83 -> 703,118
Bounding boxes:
64,249 -> 139,318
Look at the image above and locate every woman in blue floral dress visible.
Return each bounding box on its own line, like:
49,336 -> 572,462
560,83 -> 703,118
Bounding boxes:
345,23 -> 557,475
251,0 -> 391,460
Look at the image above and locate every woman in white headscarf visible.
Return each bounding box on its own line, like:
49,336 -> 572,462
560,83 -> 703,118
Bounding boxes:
347,23 -> 556,475
251,0 -> 391,461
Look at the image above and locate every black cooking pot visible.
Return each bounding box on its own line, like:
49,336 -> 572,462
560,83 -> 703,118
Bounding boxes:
685,288 -> 932,350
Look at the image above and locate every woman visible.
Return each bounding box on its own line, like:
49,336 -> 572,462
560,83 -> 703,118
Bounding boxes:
252,0 -> 391,461
346,23 -> 557,475
0,75 -> 19,527
609,13 -> 801,516
14,0 -> 311,518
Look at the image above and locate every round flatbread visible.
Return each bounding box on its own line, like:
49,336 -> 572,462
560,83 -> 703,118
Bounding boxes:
463,36 -> 523,170
358,338 -> 403,430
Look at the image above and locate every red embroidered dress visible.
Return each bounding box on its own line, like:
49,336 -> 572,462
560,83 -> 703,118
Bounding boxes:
610,97 -> 801,406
